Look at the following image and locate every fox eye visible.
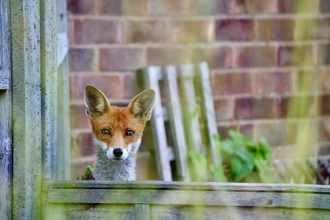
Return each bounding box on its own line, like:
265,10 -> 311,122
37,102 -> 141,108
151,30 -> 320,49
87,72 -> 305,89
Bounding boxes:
102,129 -> 110,135
125,130 -> 134,136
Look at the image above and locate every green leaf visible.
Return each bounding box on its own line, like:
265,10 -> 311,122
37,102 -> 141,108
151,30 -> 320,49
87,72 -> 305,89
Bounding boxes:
191,106 -> 200,119
253,154 -> 266,172
234,147 -> 254,164
212,133 -> 222,156
189,151 -> 208,181
230,157 -> 254,182
244,172 -> 260,182
221,139 -> 234,157
210,164 -> 228,182
235,162 -> 254,182
228,130 -> 244,141
230,157 -> 243,176
86,165 -> 94,172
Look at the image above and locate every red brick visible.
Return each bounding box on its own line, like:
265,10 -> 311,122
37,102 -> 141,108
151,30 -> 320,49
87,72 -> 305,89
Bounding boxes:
318,44 -> 330,65
278,45 -> 313,67
255,121 -> 286,146
257,19 -> 295,41
278,95 -> 319,118
322,70 -> 330,93
217,123 -> 254,140
295,70 -> 323,93
212,72 -> 252,96
192,0 -> 236,15
123,73 -> 140,99
321,95 -> 330,116
121,0 -> 148,15
71,132 -> 95,157
100,48 -> 146,71
147,47 -> 192,66
236,0 -> 277,14
193,46 -> 233,69
295,18 -> 320,41
98,0 -> 121,15
215,19 -> 255,41
74,19 -> 122,44
315,18 -> 330,40
99,0 -> 148,15
69,48 -> 94,72
234,97 -> 276,119
148,0 -> 191,16
214,98 -> 235,121
70,104 -> 91,129
67,18 -> 75,44
320,0 -> 330,13
67,0 -> 96,14
255,71 -> 292,94
278,0 -> 319,13
70,74 -> 122,100
169,20 -> 214,44
320,118 -> 330,142
124,20 -> 167,43
236,46 -> 276,68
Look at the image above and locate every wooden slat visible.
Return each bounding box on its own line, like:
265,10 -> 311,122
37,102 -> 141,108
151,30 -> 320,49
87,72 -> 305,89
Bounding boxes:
0,70 -> 10,90
163,65 -> 190,181
197,62 -> 222,165
135,204 -> 150,220
65,205 -> 135,220
56,0 -> 71,181
142,66 -> 172,181
150,206 -> 330,220
40,0 -> 59,181
178,64 -> 204,154
48,180 -> 330,193
47,186 -> 330,210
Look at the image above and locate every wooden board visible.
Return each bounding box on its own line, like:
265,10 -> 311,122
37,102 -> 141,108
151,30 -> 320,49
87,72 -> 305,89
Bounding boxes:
43,181 -> 330,220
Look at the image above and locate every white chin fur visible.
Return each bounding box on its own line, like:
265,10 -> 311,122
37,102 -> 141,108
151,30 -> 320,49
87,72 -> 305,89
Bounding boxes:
93,138 -> 141,161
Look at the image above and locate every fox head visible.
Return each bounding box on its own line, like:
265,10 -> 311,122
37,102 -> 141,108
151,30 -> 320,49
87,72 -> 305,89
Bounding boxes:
84,85 -> 155,162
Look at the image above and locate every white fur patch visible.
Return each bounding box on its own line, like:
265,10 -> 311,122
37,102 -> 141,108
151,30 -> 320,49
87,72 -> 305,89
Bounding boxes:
93,137 -> 141,161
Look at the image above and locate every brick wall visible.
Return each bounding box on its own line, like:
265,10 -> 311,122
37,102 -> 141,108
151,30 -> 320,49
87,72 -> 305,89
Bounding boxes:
67,0 -> 330,180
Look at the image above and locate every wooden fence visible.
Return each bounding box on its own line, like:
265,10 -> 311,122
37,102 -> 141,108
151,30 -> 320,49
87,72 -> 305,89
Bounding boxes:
42,180 -> 330,220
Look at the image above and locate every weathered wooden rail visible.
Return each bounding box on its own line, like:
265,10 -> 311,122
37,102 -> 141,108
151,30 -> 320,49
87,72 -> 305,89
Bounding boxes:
42,180 -> 330,219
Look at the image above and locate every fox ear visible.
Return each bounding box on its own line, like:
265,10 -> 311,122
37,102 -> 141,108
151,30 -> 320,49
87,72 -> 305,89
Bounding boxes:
84,85 -> 110,118
128,89 -> 155,121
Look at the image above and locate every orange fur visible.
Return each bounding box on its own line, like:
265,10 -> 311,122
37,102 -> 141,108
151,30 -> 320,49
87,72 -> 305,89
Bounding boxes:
90,107 -> 146,149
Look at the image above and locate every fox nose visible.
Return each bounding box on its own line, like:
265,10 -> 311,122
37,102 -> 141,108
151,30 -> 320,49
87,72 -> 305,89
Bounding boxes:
113,148 -> 123,158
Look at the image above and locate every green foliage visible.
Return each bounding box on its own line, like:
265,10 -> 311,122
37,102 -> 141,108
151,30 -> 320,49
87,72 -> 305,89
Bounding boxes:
189,151 -> 208,181
190,130 -> 280,183
86,165 -> 94,173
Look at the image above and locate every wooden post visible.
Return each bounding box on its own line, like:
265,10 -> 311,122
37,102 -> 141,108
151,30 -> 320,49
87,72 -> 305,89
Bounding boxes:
11,0 -> 42,219
0,0 -> 12,219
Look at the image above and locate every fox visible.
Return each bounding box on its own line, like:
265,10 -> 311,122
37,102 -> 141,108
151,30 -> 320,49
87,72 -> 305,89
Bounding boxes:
84,85 -> 155,181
